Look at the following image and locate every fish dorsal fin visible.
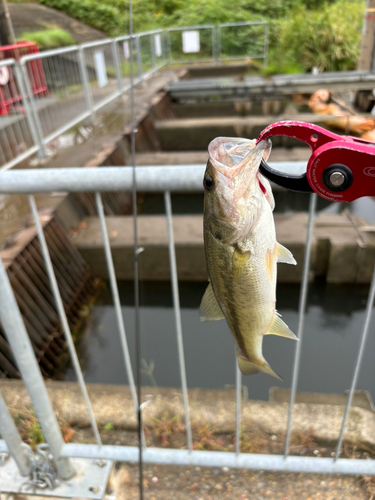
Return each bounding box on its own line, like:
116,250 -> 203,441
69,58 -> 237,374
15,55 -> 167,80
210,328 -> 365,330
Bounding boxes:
200,283 -> 225,322
265,313 -> 298,340
277,243 -> 296,265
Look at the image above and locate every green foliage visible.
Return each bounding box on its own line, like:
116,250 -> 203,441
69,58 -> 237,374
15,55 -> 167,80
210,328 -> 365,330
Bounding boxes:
38,0 -> 124,36
14,0 -> 366,73
30,421 -> 45,446
273,0 -> 365,72
18,29 -> 75,49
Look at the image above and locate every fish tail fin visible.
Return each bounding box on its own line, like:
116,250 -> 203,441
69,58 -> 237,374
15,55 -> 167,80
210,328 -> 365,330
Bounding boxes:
237,351 -> 283,381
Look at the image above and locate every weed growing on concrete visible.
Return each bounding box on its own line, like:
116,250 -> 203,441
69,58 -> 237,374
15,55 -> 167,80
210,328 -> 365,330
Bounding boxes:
141,359 -> 158,388
149,411 -> 185,447
192,424 -> 226,451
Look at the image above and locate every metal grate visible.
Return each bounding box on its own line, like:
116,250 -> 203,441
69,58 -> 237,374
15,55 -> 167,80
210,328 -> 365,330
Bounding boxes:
0,214 -> 94,379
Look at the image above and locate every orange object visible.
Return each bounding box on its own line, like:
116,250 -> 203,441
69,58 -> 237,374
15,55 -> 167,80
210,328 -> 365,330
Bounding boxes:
308,89 -> 375,140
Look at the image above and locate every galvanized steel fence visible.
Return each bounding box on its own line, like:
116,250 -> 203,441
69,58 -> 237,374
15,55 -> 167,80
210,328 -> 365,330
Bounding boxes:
0,165 -> 375,496
0,22 -> 268,172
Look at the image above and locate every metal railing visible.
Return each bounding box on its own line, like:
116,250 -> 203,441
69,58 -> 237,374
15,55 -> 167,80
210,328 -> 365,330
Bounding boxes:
0,165 -> 375,496
217,21 -> 269,65
0,23 -> 268,172
0,58 -> 40,169
166,25 -> 217,63
137,29 -> 168,77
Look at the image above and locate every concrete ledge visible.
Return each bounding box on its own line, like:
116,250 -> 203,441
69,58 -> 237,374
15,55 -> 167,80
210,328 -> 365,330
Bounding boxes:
154,114 -> 340,150
73,212 -> 375,283
1,380 -> 375,449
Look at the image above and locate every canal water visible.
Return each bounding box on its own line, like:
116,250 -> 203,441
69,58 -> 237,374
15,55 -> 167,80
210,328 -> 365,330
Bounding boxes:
64,279 -> 375,402
65,191 -> 375,402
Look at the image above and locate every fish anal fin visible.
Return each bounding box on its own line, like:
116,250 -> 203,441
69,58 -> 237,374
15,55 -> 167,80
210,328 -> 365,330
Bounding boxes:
237,351 -> 283,380
232,249 -> 249,281
277,243 -> 296,265
265,313 -> 298,340
200,283 -> 225,322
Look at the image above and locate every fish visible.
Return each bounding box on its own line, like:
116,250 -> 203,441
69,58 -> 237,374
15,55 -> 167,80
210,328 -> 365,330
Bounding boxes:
200,137 -> 298,380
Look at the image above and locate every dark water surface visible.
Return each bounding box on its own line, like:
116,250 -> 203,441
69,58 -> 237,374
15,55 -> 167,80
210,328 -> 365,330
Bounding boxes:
65,279 -> 375,402
64,191 -> 375,401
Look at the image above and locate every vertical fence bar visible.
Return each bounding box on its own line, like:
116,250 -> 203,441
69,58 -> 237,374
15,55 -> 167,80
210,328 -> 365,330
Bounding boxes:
0,391 -> 31,476
78,47 -> 95,121
284,193 -> 317,458
164,191 -> 193,452
135,35 -> 143,82
28,195 -> 102,447
166,31 -> 172,64
235,361 -> 241,455
216,27 -> 221,62
263,22 -> 269,67
94,193 -> 140,418
19,61 -> 47,159
211,26 -> 216,61
335,263 -> 375,459
150,35 -> 156,72
112,40 -> 124,97
13,63 -> 41,157
0,256 -> 74,479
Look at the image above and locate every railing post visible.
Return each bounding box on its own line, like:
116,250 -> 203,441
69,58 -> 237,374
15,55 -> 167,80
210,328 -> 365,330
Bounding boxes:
78,46 -> 95,121
166,30 -> 172,65
0,391 -> 31,476
235,360 -> 241,455
134,35 -> 143,83
215,26 -> 221,62
0,256 -> 74,480
19,60 -> 47,159
111,39 -> 124,97
13,62 -> 43,159
212,26 -> 217,62
164,191 -> 193,452
150,34 -> 156,71
263,22 -> 269,67
284,193 -> 317,458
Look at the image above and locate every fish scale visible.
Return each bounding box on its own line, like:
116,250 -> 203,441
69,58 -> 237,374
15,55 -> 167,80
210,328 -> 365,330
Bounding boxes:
200,137 -> 298,380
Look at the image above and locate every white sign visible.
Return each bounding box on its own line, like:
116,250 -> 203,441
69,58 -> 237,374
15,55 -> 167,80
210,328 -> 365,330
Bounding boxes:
0,66 -> 9,86
94,50 -> 108,88
123,41 -> 130,59
154,34 -> 162,57
182,30 -> 200,54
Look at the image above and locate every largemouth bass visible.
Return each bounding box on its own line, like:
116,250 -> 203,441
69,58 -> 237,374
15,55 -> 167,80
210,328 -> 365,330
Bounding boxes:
200,137 -> 297,380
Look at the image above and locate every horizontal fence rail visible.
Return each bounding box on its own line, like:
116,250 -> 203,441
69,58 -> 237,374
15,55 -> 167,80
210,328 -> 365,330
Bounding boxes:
0,162 -> 305,193
0,164 -> 375,497
0,22 -> 268,171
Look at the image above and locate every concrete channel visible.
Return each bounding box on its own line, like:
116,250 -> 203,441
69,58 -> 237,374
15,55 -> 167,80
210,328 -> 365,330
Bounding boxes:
1,63 -> 375,380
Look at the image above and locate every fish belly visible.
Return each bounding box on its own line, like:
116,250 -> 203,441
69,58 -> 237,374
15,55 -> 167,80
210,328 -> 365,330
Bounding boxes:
204,226 -> 276,364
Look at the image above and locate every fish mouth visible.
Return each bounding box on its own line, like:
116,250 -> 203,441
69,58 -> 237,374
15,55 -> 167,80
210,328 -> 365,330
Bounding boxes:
208,137 -> 271,179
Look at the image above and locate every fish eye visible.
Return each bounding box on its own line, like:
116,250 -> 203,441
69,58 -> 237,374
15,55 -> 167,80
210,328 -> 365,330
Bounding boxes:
203,174 -> 214,191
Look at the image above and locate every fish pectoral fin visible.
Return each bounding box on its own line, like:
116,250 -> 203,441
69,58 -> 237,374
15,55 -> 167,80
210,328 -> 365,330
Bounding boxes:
277,243 -> 297,265
265,313 -> 298,340
232,248 -> 250,281
237,351 -> 283,380
200,283 -> 225,322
